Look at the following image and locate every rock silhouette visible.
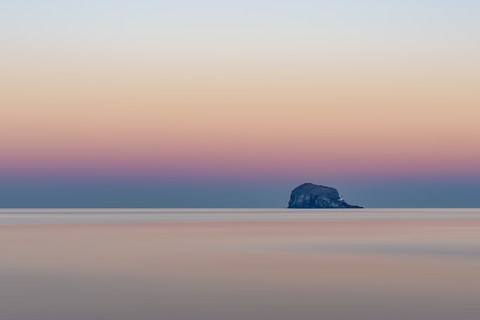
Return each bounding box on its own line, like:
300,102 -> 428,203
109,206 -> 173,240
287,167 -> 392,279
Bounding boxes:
288,183 -> 362,208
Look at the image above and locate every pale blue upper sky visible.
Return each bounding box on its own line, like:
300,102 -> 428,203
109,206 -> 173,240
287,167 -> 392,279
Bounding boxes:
2,0 -> 479,56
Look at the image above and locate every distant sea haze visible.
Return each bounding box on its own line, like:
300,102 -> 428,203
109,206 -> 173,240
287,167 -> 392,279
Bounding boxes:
1,178 -> 480,208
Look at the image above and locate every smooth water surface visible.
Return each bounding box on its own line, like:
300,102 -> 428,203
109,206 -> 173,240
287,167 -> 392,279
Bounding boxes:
1,209 -> 480,320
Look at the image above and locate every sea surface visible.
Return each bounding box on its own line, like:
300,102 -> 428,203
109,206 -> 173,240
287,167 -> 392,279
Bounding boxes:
1,208 -> 480,320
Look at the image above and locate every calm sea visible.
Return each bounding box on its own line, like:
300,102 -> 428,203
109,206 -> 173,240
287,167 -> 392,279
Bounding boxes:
1,208 -> 480,320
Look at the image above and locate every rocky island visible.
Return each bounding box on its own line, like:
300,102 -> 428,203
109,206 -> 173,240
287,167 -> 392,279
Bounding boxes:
288,183 -> 363,208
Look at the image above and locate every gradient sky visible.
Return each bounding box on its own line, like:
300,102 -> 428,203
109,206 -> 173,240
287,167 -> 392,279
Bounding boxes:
1,0 -> 479,207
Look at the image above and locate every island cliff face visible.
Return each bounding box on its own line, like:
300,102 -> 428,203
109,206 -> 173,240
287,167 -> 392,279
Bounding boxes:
288,183 -> 362,208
